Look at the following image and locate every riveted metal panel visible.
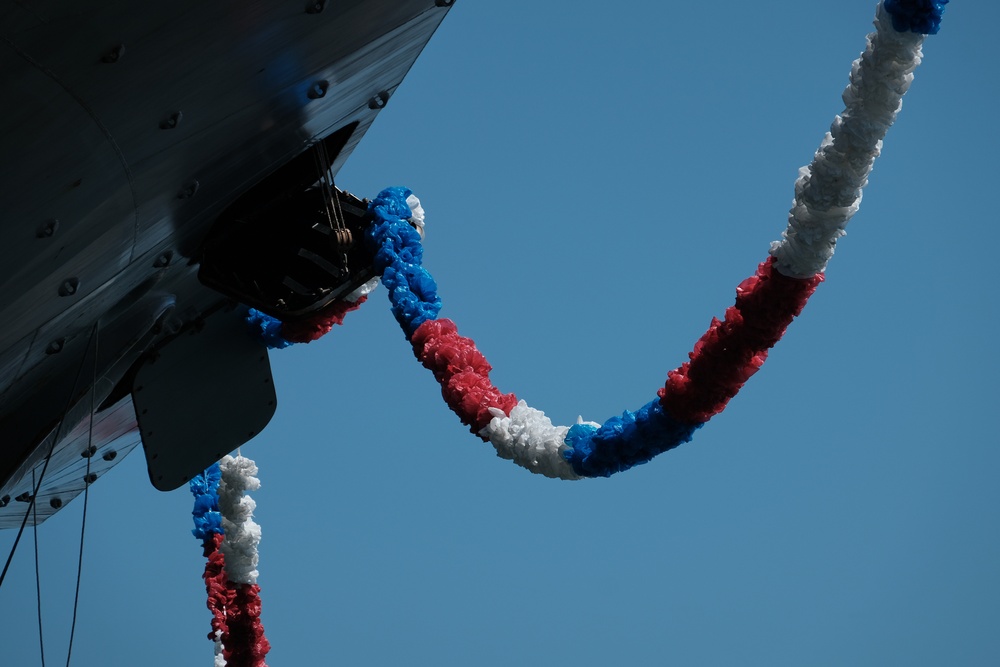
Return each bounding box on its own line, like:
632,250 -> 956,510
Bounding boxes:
133,309 -> 276,491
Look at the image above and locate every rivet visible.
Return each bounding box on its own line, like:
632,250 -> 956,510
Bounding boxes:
36,219 -> 59,238
58,277 -> 80,296
83,473 -> 98,484
101,43 -> 125,63
49,498 -> 62,509
0,495 -> 9,508
305,0 -> 326,13
308,80 -> 329,100
15,492 -> 32,503
46,339 -> 65,355
159,111 -> 183,130
368,90 -> 390,110
177,179 -> 200,199
102,450 -> 117,461
153,250 -> 173,268
435,0 -> 454,6
81,445 -> 97,458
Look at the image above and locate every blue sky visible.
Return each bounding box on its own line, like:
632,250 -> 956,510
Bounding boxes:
3,1 -> 999,665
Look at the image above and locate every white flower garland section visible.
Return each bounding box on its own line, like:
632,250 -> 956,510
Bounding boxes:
769,3 -> 925,278
406,193 -> 426,237
479,2 -> 932,480
213,630 -> 226,667
481,402 -> 596,480
345,277 -> 380,302
218,455 -> 262,585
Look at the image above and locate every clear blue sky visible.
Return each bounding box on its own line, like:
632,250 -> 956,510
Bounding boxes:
4,1 -> 999,665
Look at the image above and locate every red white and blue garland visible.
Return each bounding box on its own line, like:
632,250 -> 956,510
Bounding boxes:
245,0 -> 946,481
246,277 -> 379,350
195,1 -> 946,661
190,457 -> 270,667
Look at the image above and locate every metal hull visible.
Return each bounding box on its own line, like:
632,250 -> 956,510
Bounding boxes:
0,0 -> 453,525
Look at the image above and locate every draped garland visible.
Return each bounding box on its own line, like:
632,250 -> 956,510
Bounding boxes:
246,0 -> 946,481
209,2 -> 946,658
246,278 -> 379,350
190,457 -> 270,667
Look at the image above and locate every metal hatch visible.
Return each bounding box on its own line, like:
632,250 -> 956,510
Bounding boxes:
133,308 -> 276,491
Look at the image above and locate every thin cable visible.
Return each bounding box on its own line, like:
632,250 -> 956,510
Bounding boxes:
332,179 -> 347,231
313,144 -> 335,229
0,323 -> 99,590
33,470 -> 47,667
65,325 -> 98,667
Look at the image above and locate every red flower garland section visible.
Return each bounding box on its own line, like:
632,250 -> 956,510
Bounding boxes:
201,537 -> 270,667
659,257 -> 824,424
225,584 -> 271,667
202,532 -> 232,645
411,318 -> 519,435
281,296 -> 369,343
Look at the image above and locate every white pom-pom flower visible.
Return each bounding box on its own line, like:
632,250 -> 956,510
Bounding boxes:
770,3 -> 925,278
218,455 -> 263,585
480,400 -> 581,480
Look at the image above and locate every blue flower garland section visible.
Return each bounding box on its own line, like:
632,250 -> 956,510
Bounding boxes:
883,0 -> 949,35
367,186 -> 441,339
190,463 -> 224,540
246,309 -> 293,350
565,400 -> 704,478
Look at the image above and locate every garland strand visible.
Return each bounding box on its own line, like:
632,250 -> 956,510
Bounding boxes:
359,1 -> 944,480
190,458 -> 270,667
217,455 -> 270,667
200,1 -> 946,663
190,465 -> 231,664
769,1 -> 935,277
247,278 -> 379,350
244,1 -> 945,480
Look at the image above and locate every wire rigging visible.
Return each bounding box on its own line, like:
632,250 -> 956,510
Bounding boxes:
0,323 -> 99,590
312,140 -> 352,269
65,325 -> 99,667
32,470 -> 46,667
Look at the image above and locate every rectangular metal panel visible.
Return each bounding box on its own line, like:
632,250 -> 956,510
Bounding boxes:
133,309 -> 276,491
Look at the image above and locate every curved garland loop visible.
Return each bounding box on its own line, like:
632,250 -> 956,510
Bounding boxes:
246,1 -> 945,480
361,1 -> 945,480
190,457 -> 270,667
247,278 -> 380,350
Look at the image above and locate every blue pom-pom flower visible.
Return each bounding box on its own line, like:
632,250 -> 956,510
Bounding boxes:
883,0 -> 948,35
